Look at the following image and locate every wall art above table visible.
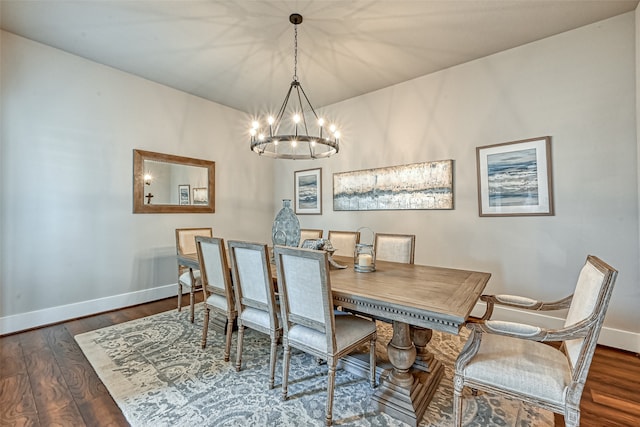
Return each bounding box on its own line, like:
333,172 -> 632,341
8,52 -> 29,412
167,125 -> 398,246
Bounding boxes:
333,160 -> 454,211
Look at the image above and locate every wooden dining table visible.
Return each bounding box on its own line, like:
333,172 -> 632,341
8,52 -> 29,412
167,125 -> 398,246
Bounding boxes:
177,251 -> 491,426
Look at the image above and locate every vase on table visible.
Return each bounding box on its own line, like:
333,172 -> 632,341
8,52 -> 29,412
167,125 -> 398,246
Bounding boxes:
272,199 -> 301,247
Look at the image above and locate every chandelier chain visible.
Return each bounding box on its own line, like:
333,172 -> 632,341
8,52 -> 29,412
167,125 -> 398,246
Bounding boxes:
293,25 -> 298,81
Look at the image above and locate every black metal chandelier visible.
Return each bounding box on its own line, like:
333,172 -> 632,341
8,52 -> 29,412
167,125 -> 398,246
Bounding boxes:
249,13 -> 340,159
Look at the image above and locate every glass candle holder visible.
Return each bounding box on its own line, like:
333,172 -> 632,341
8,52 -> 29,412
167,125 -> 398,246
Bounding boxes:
354,243 -> 376,273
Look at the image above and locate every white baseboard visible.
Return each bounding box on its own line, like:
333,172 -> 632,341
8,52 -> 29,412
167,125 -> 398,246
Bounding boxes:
0,284 -> 179,336
471,302 -> 640,353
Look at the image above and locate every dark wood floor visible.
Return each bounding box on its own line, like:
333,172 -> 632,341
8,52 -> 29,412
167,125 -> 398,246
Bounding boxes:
1,295 -> 639,426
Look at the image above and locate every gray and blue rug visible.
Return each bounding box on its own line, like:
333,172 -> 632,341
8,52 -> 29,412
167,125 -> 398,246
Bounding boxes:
75,305 -> 554,426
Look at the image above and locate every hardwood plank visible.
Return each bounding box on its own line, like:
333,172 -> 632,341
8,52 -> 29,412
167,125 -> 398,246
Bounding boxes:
45,325 -> 106,402
20,328 -> 85,426
591,389 -> 640,417
0,335 -> 27,380
0,373 -> 39,427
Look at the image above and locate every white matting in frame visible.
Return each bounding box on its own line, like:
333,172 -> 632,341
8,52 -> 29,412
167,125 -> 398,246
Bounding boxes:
476,136 -> 553,217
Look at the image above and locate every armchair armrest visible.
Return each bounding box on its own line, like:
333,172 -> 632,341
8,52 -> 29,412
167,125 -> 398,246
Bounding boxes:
475,293 -> 573,321
467,317 -> 593,342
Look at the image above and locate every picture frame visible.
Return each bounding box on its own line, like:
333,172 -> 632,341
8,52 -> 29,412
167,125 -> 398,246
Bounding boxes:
178,184 -> 190,205
333,160 -> 454,211
294,168 -> 322,214
476,136 -> 553,217
192,187 -> 208,205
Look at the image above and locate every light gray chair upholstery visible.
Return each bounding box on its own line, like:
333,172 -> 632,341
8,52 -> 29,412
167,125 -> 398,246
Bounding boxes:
327,230 -> 360,258
374,233 -> 415,264
299,229 -> 324,246
453,255 -> 618,427
195,236 -> 236,362
176,227 -> 213,322
228,240 -> 281,389
273,246 -> 377,426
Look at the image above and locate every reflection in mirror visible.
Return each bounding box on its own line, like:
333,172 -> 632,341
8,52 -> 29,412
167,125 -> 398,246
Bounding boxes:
133,149 -> 215,214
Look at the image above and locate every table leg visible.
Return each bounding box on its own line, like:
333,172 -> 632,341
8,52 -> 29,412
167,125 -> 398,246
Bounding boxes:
411,326 -> 436,372
371,321 -> 444,427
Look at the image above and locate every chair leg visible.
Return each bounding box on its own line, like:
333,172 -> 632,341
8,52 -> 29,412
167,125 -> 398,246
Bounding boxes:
235,324 -> 244,371
453,374 -> 464,427
177,283 -> 183,311
564,406 -> 580,427
201,307 -> 210,349
325,361 -> 337,426
189,289 -> 195,323
269,334 -> 278,389
369,336 -> 377,388
224,316 -> 233,362
282,344 -> 291,401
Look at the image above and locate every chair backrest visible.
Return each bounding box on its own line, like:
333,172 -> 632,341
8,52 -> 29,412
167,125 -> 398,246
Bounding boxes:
374,233 -> 416,264
562,255 -> 617,383
299,229 -> 324,246
273,246 -> 336,352
327,230 -> 360,258
195,236 -> 234,307
176,227 -> 213,255
228,240 -> 278,327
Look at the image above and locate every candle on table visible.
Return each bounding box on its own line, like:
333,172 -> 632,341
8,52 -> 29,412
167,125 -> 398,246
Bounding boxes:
358,254 -> 373,267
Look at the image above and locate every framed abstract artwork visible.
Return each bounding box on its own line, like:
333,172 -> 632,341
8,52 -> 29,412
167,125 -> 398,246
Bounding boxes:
294,168 -> 322,214
333,160 -> 453,211
476,136 -> 553,216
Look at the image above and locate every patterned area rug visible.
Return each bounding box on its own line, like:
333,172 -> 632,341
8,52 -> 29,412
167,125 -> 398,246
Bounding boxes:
75,305 -> 554,426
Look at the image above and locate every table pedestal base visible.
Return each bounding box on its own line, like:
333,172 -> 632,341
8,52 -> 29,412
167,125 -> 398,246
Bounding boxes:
372,362 -> 444,427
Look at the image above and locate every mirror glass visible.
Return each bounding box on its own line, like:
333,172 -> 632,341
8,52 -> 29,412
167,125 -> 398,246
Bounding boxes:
133,149 -> 215,213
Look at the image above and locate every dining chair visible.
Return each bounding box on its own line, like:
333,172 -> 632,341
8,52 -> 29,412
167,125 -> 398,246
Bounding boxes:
228,240 -> 281,389
175,227 -> 213,322
327,230 -> 360,258
195,236 -> 236,362
374,233 -> 415,264
453,255 -> 618,427
273,245 -> 377,426
299,228 -> 324,246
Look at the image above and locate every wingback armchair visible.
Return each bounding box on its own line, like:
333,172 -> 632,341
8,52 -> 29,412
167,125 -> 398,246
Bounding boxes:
453,255 -> 617,427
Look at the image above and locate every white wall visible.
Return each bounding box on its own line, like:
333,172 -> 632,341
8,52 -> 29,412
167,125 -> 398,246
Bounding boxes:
275,13 -> 639,351
0,31 -> 275,333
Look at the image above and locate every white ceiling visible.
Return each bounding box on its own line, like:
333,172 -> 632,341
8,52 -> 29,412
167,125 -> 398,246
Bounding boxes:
1,0 -> 638,113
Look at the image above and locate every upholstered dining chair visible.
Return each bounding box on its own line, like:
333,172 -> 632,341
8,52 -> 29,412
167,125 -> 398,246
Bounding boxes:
374,233 -> 415,264
195,236 -> 236,362
175,227 -> 213,323
327,230 -> 360,258
228,240 -> 281,389
453,255 -> 618,427
299,228 -> 324,246
273,245 -> 377,427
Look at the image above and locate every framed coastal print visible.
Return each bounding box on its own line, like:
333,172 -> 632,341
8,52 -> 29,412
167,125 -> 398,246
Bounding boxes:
192,187 -> 208,205
294,168 -> 322,214
178,184 -> 190,205
476,136 -> 553,217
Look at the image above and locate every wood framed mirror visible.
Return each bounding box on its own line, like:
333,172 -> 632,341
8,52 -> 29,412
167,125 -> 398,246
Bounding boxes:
133,149 -> 215,213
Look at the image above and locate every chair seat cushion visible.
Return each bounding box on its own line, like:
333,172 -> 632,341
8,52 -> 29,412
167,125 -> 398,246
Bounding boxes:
179,269 -> 201,287
462,333 -> 571,406
288,314 -> 376,354
206,293 -> 228,312
240,307 -> 273,330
